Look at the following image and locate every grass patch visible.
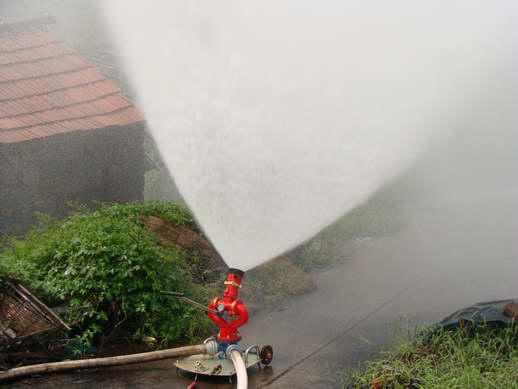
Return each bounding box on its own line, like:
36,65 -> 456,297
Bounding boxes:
344,325 -> 518,388
293,183 -> 408,271
0,202 -> 212,352
241,256 -> 315,311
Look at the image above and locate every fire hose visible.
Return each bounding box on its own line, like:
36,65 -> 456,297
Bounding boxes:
0,341 -> 218,383
228,345 -> 248,389
2,269 -> 255,389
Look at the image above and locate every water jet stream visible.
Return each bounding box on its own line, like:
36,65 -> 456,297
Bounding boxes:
102,1 -> 516,270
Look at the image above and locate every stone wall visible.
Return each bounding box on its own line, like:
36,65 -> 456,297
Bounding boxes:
0,124 -> 145,235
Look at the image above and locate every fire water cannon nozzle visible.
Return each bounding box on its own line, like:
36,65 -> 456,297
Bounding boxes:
207,268 -> 249,344
171,268 -> 273,379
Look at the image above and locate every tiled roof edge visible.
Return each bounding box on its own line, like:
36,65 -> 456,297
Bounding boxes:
0,15 -> 57,37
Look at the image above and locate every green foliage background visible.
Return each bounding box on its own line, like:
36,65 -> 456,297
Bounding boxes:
0,202 -> 213,348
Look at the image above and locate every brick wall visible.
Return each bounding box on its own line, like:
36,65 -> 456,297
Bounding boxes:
0,124 -> 144,235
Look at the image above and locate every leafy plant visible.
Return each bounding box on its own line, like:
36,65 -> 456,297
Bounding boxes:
0,202 -> 213,350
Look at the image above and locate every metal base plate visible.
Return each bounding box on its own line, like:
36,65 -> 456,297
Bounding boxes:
175,352 -> 261,377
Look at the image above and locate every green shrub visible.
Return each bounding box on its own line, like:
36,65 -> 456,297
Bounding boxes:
0,202 -> 212,348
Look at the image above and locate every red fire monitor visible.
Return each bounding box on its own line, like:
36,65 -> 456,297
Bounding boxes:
207,268 -> 249,344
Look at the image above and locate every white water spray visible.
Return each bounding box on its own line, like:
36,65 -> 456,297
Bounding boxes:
102,1 -> 516,270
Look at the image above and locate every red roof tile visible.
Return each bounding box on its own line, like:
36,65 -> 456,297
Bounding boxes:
0,29 -> 143,144
0,80 -> 120,118
0,106 -> 142,143
0,68 -> 104,101
0,42 -> 72,66
0,32 -> 55,52
0,55 -> 89,83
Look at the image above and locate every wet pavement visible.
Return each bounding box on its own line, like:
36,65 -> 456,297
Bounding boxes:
6,210 -> 518,388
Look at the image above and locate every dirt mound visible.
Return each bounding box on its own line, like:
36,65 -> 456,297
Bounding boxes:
242,256 -> 316,311
141,215 -> 227,280
142,215 -> 316,310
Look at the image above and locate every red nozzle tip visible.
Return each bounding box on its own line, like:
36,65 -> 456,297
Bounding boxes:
227,268 -> 245,278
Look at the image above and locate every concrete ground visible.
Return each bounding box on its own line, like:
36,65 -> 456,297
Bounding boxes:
8,209 -> 518,388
